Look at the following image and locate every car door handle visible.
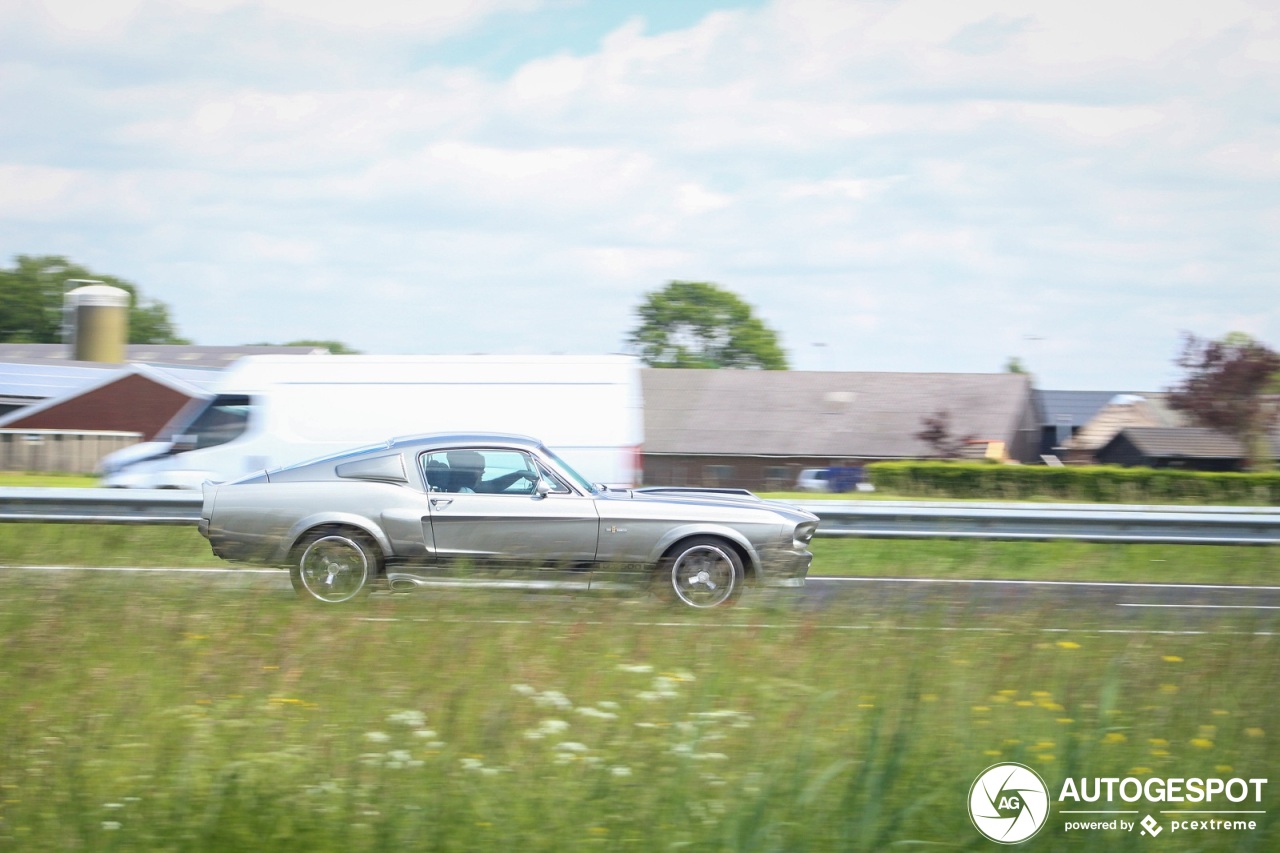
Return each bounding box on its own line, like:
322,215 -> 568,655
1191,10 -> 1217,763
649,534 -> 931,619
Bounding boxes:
431,498 -> 453,509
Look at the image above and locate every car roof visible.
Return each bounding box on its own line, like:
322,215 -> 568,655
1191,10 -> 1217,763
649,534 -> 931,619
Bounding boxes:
385,431 -> 542,451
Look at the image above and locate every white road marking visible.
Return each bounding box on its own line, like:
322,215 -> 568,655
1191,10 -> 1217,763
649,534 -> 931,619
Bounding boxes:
8,566 -> 1280,594
812,576 -> 1280,591
6,565 -> 281,573
5,566 -> 1275,636
1117,603 -> 1280,610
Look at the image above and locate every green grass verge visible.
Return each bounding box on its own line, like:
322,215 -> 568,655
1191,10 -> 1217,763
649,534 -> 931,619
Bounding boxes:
809,538 -> 1279,586
0,574 -> 1274,851
0,471 -> 99,488
0,524 -> 1275,586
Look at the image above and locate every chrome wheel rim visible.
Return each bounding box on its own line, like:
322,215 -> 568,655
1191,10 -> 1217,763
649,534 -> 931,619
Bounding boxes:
670,544 -> 737,608
299,535 -> 369,603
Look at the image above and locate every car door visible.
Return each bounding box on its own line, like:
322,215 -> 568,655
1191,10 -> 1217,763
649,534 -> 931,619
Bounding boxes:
421,447 -> 600,573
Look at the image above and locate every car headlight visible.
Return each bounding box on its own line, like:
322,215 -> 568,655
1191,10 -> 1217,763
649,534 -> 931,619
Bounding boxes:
793,521 -> 817,548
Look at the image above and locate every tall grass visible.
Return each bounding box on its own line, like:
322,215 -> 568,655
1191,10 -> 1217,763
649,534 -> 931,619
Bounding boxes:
0,574 -> 1274,851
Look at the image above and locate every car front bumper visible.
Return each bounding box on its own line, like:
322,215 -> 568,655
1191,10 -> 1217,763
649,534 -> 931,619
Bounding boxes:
756,543 -> 812,587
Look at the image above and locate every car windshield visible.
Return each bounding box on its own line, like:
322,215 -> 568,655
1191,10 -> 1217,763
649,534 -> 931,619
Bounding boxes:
541,446 -> 598,494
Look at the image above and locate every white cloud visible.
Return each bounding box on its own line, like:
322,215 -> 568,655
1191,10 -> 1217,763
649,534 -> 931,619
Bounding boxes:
0,0 -> 1276,388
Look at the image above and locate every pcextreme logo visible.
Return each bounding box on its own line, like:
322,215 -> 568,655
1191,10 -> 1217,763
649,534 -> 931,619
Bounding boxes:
969,764 -> 1270,844
969,763 -> 1051,844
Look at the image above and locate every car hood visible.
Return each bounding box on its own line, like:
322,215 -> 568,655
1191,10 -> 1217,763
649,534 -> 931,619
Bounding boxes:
603,486 -> 817,520
98,440 -> 172,474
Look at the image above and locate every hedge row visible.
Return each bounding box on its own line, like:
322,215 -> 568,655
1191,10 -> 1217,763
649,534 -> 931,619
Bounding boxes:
864,461 -> 1280,505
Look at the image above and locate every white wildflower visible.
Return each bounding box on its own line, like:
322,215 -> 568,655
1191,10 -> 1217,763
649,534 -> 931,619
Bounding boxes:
611,766 -> 633,777
576,706 -> 618,720
534,690 -> 573,710
364,731 -> 391,743
525,718 -> 570,739
617,664 -> 653,673
387,710 -> 427,728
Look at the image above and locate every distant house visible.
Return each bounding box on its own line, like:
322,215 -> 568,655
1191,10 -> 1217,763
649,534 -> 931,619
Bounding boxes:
0,344 -> 328,472
0,362 -> 220,440
1032,389 -> 1162,460
642,369 -> 1038,489
1096,427 -> 1248,471
1059,393 -> 1188,464
0,344 -> 325,430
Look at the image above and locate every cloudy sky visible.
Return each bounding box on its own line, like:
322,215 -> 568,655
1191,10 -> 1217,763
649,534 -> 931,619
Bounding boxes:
2,0 -> 1277,390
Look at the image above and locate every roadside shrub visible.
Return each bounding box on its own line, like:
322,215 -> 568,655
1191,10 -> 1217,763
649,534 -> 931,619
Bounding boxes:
865,462 -> 1280,505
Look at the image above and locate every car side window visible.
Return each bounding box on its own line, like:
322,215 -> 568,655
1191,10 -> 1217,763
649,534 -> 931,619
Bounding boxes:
420,449 -> 555,495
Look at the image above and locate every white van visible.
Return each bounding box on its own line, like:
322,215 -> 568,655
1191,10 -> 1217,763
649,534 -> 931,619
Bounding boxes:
99,354 -> 643,489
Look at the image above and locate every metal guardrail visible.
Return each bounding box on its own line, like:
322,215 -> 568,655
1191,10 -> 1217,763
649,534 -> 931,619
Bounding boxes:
1,489 -> 1279,545
0,488 -> 202,525
796,500 -> 1280,546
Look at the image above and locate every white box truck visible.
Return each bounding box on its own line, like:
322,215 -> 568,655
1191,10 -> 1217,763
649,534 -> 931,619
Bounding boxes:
99,354 -> 643,489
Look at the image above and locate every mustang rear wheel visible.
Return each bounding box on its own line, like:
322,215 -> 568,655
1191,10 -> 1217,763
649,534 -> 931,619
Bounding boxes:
662,537 -> 744,609
291,529 -> 379,603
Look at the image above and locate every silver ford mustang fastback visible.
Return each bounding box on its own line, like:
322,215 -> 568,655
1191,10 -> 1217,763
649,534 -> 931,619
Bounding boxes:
199,433 -> 817,609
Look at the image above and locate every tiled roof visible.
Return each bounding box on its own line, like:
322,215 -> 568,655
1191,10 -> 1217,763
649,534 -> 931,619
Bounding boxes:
642,369 -> 1033,457
0,343 -> 324,370
1116,427 -> 1250,459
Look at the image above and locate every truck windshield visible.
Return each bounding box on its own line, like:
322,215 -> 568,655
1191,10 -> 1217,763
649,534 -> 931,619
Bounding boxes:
168,394 -> 252,450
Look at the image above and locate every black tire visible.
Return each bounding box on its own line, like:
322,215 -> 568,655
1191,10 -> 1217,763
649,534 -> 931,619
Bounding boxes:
290,528 -> 380,604
659,536 -> 745,609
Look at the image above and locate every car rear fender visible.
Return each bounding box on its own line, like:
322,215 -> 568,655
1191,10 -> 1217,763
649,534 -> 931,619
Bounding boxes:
648,524 -> 760,578
276,512 -> 393,566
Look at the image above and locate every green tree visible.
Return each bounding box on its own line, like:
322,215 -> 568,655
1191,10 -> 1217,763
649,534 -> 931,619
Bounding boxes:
1167,331 -> 1280,471
1004,356 -> 1029,375
250,340 -> 362,354
627,281 -> 788,369
0,255 -> 190,345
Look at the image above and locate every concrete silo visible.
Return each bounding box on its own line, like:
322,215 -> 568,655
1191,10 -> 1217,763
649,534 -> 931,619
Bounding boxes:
64,281 -> 130,363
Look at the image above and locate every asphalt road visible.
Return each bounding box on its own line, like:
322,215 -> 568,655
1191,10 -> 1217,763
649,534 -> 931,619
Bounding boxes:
12,566 -> 1279,635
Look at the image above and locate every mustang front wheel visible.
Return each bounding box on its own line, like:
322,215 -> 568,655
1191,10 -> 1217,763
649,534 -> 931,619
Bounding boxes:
291,530 -> 379,603
664,537 -> 744,609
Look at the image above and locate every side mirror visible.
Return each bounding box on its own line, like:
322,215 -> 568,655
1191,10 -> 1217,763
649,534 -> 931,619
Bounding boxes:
533,479 -> 552,499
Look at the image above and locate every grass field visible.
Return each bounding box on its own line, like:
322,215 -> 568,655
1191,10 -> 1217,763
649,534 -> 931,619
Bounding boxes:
2,476 -> 1275,849
0,572 -> 1275,851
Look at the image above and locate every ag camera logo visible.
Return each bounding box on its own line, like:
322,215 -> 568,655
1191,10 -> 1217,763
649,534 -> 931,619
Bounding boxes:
969,763 -> 1050,844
